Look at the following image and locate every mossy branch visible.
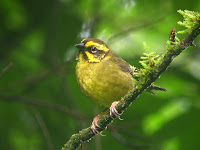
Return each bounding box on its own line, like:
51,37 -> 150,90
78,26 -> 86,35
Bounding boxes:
61,10 -> 200,150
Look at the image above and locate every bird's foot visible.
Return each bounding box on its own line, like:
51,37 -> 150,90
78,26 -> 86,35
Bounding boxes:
91,108 -> 108,136
110,101 -> 123,120
91,101 -> 123,136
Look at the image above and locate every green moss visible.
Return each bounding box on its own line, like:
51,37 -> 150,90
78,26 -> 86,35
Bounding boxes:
133,42 -> 164,88
177,10 -> 200,34
166,38 -> 180,52
140,42 -> 163,69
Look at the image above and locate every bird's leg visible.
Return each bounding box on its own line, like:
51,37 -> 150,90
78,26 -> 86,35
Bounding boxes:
110,101 -> 123,120
91,101 -> 123,136
91,108 -> 108,136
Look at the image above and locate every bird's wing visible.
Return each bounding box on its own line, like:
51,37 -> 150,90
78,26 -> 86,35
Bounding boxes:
110,53 -> 133,75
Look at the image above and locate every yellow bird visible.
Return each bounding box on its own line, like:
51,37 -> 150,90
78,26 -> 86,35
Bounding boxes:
75,38 -> 135,134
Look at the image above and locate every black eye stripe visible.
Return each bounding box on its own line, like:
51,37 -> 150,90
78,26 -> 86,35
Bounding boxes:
83,51 -> 89,60
91,47 -> 96,51
88,46 -> 97,53
87,46 -> 106,56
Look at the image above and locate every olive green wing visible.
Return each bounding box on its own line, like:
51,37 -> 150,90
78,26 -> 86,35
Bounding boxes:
110,53 -> 133,75
110,52 -> 167,94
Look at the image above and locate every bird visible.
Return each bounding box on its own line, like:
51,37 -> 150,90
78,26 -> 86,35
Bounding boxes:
75,38 -> 166,135
75,38 -> 135,135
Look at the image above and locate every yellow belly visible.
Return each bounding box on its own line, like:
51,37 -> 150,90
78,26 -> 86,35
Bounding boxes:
76,60 -> 134,107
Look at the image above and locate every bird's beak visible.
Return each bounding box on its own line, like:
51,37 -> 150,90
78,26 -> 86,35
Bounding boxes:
75,43 -> 85,51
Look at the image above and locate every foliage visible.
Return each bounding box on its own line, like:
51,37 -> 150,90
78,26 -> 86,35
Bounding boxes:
0,1 -> 200,150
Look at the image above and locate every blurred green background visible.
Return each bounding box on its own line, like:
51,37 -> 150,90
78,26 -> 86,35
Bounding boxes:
0,0 -> 200,150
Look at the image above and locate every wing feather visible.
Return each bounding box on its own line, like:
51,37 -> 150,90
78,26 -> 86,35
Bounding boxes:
110,53 -> 133,75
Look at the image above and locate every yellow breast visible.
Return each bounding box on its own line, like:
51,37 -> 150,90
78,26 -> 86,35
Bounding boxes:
76,56 -> 134,107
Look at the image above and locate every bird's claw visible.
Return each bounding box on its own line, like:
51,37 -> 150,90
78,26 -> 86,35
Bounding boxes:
91,114 -> 106,136
90,101 -> 123,136
110,101 -> 123,120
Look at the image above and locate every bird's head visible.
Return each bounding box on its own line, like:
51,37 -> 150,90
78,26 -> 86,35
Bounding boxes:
75,38 -> 110,63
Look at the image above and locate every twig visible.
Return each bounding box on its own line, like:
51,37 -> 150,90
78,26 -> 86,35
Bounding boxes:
110,130 -> 145,149
62,12 -> 200,150
108,126 -> 150,142
0,70 -> 53,90
32,108 -> 54,150
0,70 -> 51,90
108,17 -> 167,42
0,62 -> 13,78
1,96 -> 90,120
0,65 -> 73,91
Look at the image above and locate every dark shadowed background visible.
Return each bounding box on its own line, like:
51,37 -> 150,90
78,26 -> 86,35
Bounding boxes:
0,0 -> 200,150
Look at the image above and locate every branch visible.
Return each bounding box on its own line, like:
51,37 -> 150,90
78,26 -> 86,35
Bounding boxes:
108,16 -> 167,43
109,130 -> 144,149
32,108 -> 54,150
62,10 -> 200,150
0,62 -> 13,78
1,96 -> 90,120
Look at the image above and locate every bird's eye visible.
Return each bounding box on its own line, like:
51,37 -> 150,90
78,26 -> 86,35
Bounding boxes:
91,46 -> 97,53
